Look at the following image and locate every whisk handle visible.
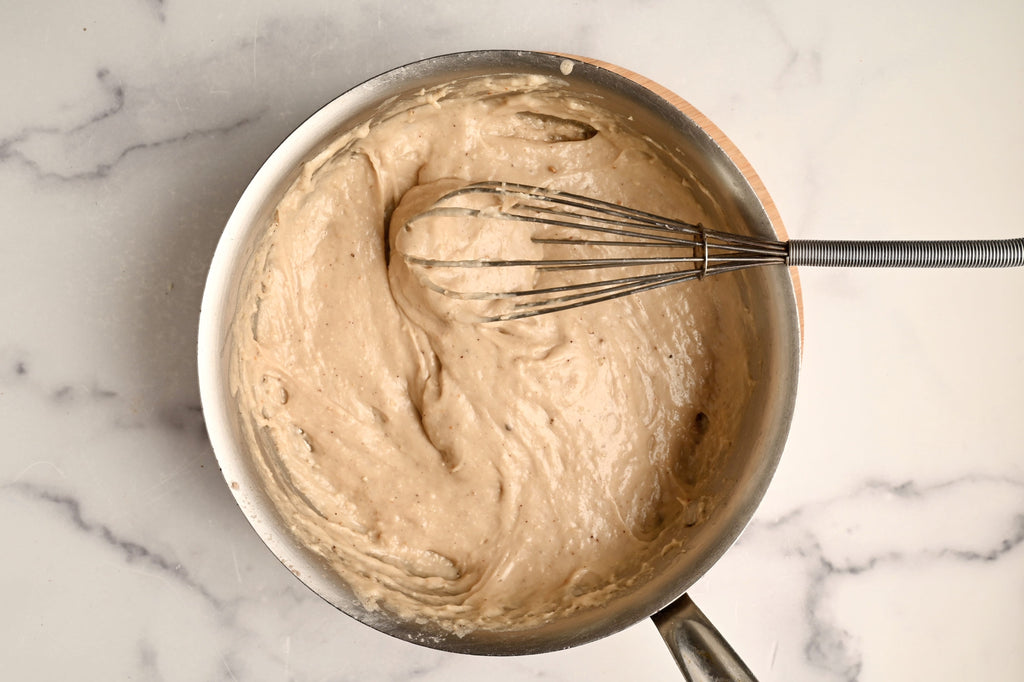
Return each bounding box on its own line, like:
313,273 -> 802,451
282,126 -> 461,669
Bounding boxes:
786,237 -> 1024,268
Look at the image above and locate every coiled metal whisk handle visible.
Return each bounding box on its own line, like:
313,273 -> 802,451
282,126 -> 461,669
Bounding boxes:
787,238 -> 1024,268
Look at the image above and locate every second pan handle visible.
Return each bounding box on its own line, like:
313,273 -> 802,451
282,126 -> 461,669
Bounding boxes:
652,594 -> 757,682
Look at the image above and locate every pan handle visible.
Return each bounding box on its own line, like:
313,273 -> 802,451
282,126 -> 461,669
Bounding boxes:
652,594 -> 757,681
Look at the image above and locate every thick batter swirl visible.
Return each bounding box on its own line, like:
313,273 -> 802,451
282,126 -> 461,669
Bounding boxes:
230,75 -> 753,633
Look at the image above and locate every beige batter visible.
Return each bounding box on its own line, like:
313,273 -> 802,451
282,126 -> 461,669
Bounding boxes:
230,74 -> 753,634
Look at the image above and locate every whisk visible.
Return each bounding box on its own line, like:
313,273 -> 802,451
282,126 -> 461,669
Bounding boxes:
399,181 -> 1024,322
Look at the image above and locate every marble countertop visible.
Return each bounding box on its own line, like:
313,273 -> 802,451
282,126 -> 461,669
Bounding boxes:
3,1 -> 1022,680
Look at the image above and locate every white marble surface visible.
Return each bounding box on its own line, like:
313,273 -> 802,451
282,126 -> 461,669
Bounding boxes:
2,1 -> 1022,680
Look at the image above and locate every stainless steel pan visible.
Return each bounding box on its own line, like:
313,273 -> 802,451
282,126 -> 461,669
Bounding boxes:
198,50 -> 801,679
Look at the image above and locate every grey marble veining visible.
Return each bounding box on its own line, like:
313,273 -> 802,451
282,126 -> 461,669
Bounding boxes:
2,1 -> 1022,680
